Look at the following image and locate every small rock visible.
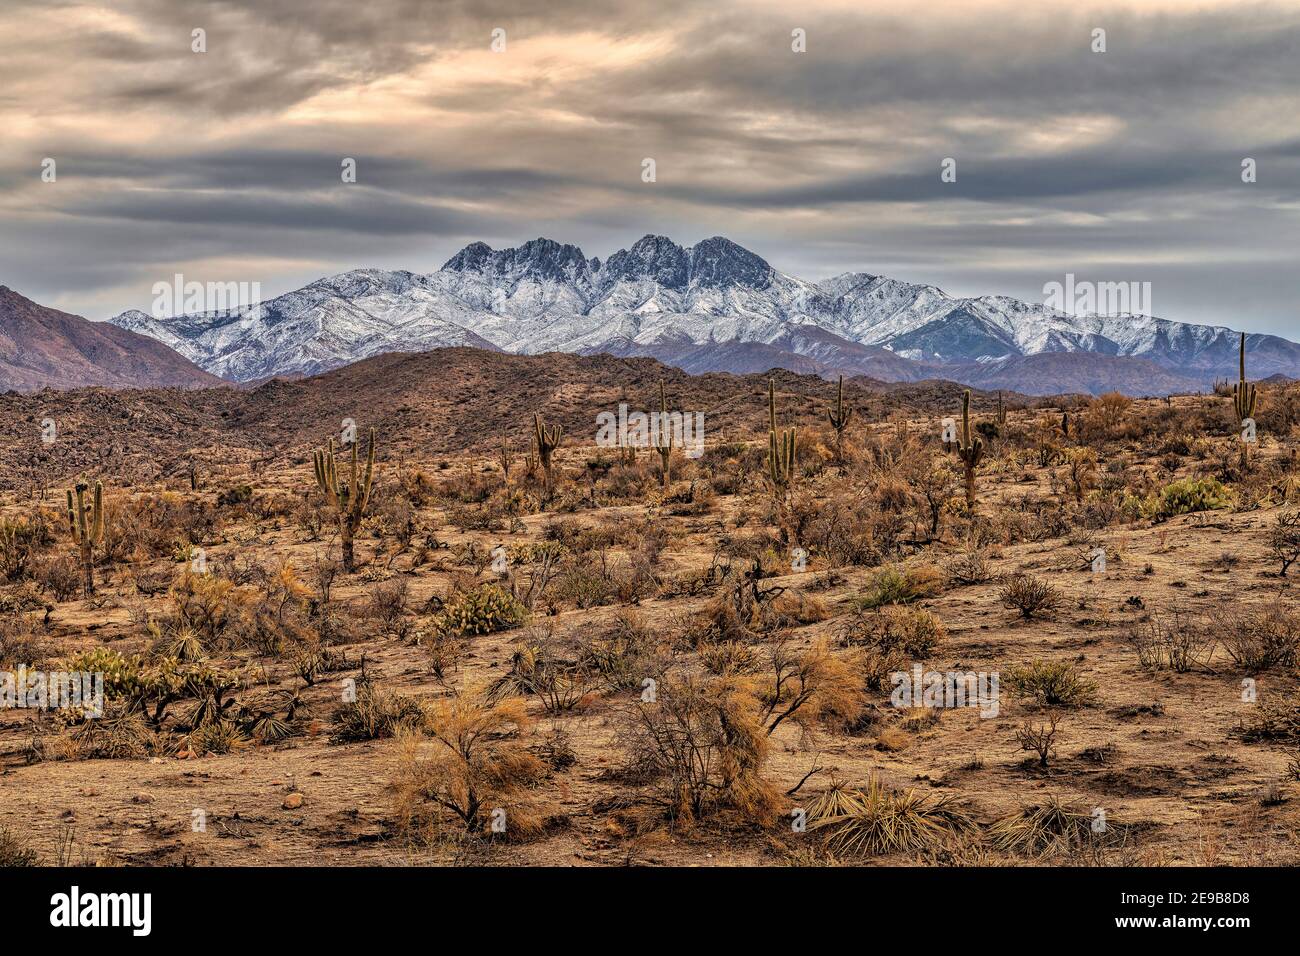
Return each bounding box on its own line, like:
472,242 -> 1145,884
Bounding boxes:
132,792 -> 155,804
282,792 -> 304,810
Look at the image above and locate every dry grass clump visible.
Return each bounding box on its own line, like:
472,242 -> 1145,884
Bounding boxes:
330,683 -> 425,742
392,690 -> 555,839
618,673 -> 781,827
808,775 -> 974,856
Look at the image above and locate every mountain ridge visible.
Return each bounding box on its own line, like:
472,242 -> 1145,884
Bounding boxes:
101,234 -> 1300,396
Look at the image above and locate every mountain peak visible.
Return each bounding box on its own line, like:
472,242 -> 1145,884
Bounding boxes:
687,236 -> 772,290
441,237 -> 591,285
601,235 -> 690,289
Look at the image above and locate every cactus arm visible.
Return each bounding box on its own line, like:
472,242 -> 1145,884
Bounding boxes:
90,481 -> 104,544
358,428 -> 376,514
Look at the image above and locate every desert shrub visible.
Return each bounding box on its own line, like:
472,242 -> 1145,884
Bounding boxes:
758,638 -> 864,739
486,630 -> 597,715
1269,510 -> 1300,576
1218,606 -> 1300,672
808,775 -> 974,857
838,606 -> 945,659
576,610 -> 664,691
803,495 -> 883,567
551,564 -> 616,609
618,673 -> 780,826
0,827 -> 40,866
0,515 -> 53,582
999,574 -> 1062,619
944,547 -> 993,585
1004,660 -> 1096,708
1237,701 -> 1300,742
392,691 -> 553,838
167,570 -> 248,650
216,484 -> 253,508
1125,606 -> 1215,672
857,563 -> 942,610
368,578 -> 410,637
1015,710 -> 1062,767
699,640 -> 759,675
68,704 -> 158,759
435,584 -> 527,637
331,683 -> 424,742
1080,392 -> 1132,443
33,554 -> 80,602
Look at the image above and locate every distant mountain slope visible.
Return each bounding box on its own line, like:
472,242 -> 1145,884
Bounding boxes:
104,234 -> 1300,395
0,286 -> 222,391
0,347 -> 1024,489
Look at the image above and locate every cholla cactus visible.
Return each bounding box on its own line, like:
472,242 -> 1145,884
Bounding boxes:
533,414 -> 563,492
314,428 -> 376,573
826,374 -> 853,462
66,480 -> 105,596
653,380 -> 673,490
1233,331 -> 1258,470
955,390 -> 984,508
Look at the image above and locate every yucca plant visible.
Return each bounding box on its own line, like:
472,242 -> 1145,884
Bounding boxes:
989,796 -> 1123,855
809,775 -> 974,856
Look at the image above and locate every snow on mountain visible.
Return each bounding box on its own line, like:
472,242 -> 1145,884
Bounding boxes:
104,234 -> 1300,394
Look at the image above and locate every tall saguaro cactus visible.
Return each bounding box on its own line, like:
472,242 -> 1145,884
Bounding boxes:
533,413 -> 563,493
66,480 -> 104,596
653,381 -> 673,490
826,374 -> 853,463
955,390 -> 984,508
1233,331 -> 1258,470
314,428 -> 377,573
766,378 -> 797,499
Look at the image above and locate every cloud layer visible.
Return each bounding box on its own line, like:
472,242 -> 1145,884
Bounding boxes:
2,0 -> 1298,334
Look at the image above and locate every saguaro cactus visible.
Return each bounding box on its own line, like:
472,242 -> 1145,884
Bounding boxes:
826,374 -> 853,463
1233,331 -> 1258,470
995,391 -> 1007,428
66,480 -> 105,596
766,378 -> 797,498
653,381 -> 673,490
314,428 -> 377,573
955,390 -> 984,508
533,414 -> 563,492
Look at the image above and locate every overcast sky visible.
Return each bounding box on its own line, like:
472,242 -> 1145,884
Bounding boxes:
1,0 -> 1298,335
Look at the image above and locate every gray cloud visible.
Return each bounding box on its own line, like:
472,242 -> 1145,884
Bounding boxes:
0,0 -> 1298,338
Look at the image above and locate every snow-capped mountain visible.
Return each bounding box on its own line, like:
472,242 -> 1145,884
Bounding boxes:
109,270 -> 499,382
105,235 -> 1300,395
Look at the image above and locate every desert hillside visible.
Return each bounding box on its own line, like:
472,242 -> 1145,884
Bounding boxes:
2,351 -> 1299,867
